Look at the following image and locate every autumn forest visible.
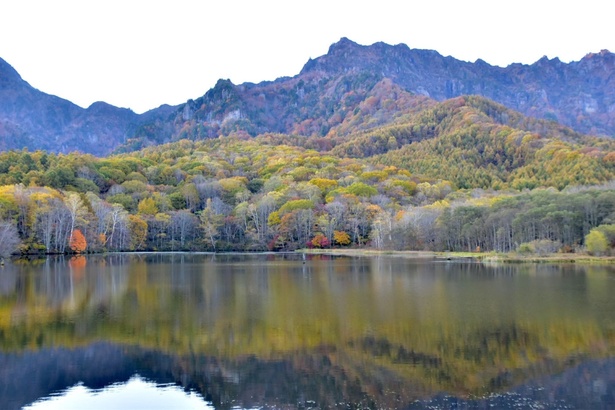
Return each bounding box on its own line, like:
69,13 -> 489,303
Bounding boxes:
0,94 -> 614,258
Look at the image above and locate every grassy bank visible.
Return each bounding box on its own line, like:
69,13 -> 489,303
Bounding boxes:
300,248 -> 615,264
477,252 -> 615,264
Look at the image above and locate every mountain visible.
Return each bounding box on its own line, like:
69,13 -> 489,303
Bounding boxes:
303,38 -> 615,136
1,38 -> 614,155
124,38 -> 615,151
0,57 -> 175,155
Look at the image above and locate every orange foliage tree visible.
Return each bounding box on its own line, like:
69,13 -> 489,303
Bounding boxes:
69,229 -> 87,253
311,233 -> 330,248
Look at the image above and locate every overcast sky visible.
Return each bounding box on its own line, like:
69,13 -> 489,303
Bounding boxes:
1,0 -> 612,113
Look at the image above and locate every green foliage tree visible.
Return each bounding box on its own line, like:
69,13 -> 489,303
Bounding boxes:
279,199 -> 314,214
345,182 -> 378,198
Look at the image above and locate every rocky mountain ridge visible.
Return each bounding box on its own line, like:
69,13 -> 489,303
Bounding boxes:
308,38 -> 614,134
0,38 -> 613,155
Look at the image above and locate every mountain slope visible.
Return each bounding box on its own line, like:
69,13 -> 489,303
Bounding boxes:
365,96 -> 615,189
0,57 -> 175,155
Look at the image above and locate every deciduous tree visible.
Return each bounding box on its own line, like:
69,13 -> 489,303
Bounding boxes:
69,229 -> 87,253
0,221 -> 20,257
585,229 -> 608,255
333,230 -> 351,246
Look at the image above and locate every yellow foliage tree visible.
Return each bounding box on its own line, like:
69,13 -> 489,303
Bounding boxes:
333,230 -> 351,246
128,214 -> 147,250
308,178 -> 339,193
137,197 -> 158,216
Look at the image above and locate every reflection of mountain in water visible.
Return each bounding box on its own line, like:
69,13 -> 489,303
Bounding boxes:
2,343 -> 614,410
409,357 -> 615,409
0,343 -> 394,409
1,255 -> 615,408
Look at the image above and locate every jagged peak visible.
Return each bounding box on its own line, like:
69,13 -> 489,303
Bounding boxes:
532,55 -> 566,68
301,38 -> 415,75
204,78 -> 236,96
214,78 -> 235,88
577,49 -> 614,71
582,49 -> 613,61
331,38 -> 416,56
200,78 -> 239,103
585,49 -> 613,57
327,37 -> 361,54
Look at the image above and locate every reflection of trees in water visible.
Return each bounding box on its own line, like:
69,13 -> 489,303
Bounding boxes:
0,263 -> 17,296
8,256 -> 132,310
1,255 -> 615,404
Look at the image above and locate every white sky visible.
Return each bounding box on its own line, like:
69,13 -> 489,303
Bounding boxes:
1,0 -> 612,113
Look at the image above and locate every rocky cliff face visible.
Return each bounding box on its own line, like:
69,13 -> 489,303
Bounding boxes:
303,38 -> 615,136
1,38 -> 613,155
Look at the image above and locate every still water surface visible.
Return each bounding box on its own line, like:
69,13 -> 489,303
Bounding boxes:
1,253 -> 614,409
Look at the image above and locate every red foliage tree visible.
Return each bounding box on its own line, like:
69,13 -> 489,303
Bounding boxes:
69,229 -> 87,253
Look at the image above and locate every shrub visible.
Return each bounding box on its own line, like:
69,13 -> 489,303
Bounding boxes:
585,229 -> 609,256
517,239 -> 560,255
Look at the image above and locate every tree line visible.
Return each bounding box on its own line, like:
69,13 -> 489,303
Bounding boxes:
0,124 -> 614,257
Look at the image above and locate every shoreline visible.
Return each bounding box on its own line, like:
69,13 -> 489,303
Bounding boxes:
300,248 -> 615,264
6,249 -> 615,265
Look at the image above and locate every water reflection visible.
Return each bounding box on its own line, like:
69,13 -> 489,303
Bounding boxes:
0,254 -> 614,408
24,375 -> 212,410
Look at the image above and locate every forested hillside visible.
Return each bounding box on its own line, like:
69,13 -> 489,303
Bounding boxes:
1,100 -> 614,256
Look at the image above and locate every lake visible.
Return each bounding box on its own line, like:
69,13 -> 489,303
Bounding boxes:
1,253 -> 614,409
